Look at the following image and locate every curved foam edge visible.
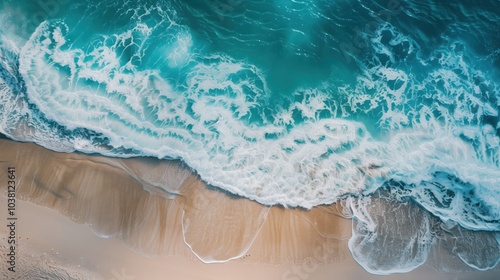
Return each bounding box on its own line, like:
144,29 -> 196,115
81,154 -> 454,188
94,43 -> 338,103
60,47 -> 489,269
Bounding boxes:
347,194 -> 435,275
439,222 -> 500,270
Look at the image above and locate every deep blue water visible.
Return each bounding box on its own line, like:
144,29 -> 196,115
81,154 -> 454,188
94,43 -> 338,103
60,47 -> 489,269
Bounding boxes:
0,0 -> 499,274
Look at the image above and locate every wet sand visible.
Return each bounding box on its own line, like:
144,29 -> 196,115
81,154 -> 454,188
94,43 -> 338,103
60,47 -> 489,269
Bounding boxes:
1,139 -> 499,279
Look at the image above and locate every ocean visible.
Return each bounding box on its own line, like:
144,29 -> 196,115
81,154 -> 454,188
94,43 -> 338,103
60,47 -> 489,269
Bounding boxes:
0,0 -> 499,274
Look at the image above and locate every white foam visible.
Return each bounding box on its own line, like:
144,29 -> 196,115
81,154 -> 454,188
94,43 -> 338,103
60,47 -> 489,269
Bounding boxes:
2,19 -> 500,234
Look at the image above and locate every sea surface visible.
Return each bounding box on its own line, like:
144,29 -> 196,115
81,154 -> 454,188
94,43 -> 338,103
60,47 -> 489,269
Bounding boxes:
0,0 -> 499,274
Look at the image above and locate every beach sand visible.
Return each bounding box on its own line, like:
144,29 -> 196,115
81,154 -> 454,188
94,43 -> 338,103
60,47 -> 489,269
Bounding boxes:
1,139 -> 499,279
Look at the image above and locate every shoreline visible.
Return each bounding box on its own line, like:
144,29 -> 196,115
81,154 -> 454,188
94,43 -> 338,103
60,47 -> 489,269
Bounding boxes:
0,138 -> 352,264
2,198 -> 499,280
1,138 -> 499,279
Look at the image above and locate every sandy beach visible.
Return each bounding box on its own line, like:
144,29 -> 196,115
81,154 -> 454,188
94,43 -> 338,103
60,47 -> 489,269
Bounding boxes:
1,138 -> 499,279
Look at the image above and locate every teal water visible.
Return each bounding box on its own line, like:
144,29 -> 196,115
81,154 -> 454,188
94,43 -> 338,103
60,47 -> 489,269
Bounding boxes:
0,0 -> 499,274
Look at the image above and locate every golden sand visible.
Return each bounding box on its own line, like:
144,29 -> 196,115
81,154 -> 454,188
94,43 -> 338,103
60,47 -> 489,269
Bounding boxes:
0,139 -> 351,264
1,139 -> 500,279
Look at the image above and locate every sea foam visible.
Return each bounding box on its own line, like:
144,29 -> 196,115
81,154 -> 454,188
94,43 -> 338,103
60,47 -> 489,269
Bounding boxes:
1,18 -> 497,221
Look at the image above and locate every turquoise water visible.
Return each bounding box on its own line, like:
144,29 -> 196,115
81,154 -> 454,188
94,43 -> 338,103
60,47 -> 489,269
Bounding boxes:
0,0 -> 499,274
